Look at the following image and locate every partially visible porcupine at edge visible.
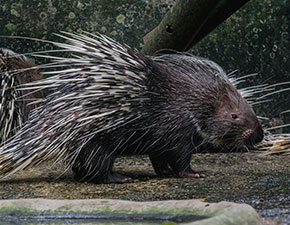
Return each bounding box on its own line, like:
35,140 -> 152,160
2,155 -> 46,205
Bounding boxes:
0,33 -> 264,183
0,49 -> 43,143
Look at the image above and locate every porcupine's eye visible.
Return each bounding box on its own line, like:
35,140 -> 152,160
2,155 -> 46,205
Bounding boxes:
231,114 -> 238,120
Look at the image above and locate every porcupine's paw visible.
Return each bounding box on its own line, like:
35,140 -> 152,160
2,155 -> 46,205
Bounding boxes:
102,172 -> 133,184
177,168 -> 206,178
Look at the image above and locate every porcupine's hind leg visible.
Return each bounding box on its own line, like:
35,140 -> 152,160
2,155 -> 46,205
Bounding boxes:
72,145 -> 132,184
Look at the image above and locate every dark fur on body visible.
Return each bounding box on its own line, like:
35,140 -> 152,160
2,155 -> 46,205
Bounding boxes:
0,33 -> 263,183
72,54 -> 264,183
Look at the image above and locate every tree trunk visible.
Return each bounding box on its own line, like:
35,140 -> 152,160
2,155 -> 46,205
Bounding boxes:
141,0 -> 250,55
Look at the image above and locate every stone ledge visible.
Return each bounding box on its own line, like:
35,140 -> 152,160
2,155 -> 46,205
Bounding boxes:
0,199 -> 264,225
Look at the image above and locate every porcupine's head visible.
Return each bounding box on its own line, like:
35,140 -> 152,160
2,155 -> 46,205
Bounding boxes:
154,54 -> 264,152
191,65 -> 264,151
206,85 -> 264,151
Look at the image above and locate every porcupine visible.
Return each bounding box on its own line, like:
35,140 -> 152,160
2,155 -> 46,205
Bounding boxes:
0,49 -> 43,143
0,32 -> 264,183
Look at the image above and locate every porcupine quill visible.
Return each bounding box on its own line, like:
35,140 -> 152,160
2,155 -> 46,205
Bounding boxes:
0,49 -> 43,143
251,81 -> 290,155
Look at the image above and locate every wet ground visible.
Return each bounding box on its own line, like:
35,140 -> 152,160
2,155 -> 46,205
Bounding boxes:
0,153 -> 289,224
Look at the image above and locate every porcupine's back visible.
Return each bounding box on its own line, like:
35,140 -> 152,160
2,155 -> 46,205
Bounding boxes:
0,33 -> 263,180
0,49 -> 43,143
0,33 -> 152,178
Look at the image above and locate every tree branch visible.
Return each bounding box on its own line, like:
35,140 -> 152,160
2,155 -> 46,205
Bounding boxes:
141,0 -> 250,55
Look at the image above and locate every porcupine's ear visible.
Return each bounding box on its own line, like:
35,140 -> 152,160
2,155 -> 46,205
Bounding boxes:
219,94 -> 231,108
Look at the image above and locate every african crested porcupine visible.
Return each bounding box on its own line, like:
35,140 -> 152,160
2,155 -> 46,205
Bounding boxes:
0,49 -> 43,143
0,33 -> 264,183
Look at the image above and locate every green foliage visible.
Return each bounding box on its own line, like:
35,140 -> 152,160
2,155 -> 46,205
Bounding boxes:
0,0 -> 172,53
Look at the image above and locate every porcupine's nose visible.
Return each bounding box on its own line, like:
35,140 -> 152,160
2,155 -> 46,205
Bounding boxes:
243,123 -> 264,147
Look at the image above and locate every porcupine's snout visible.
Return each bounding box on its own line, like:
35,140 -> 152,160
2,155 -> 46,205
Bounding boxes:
242,123 -> 264,147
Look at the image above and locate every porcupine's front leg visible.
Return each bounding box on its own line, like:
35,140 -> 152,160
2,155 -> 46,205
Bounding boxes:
149,154 -> 174,176
155,150 -> 205,178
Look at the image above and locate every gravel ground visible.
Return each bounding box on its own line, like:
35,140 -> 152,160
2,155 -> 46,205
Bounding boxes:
0,153 -> 289,223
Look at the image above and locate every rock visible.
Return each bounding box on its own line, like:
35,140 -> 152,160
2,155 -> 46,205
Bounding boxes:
0,198 -> 264,225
